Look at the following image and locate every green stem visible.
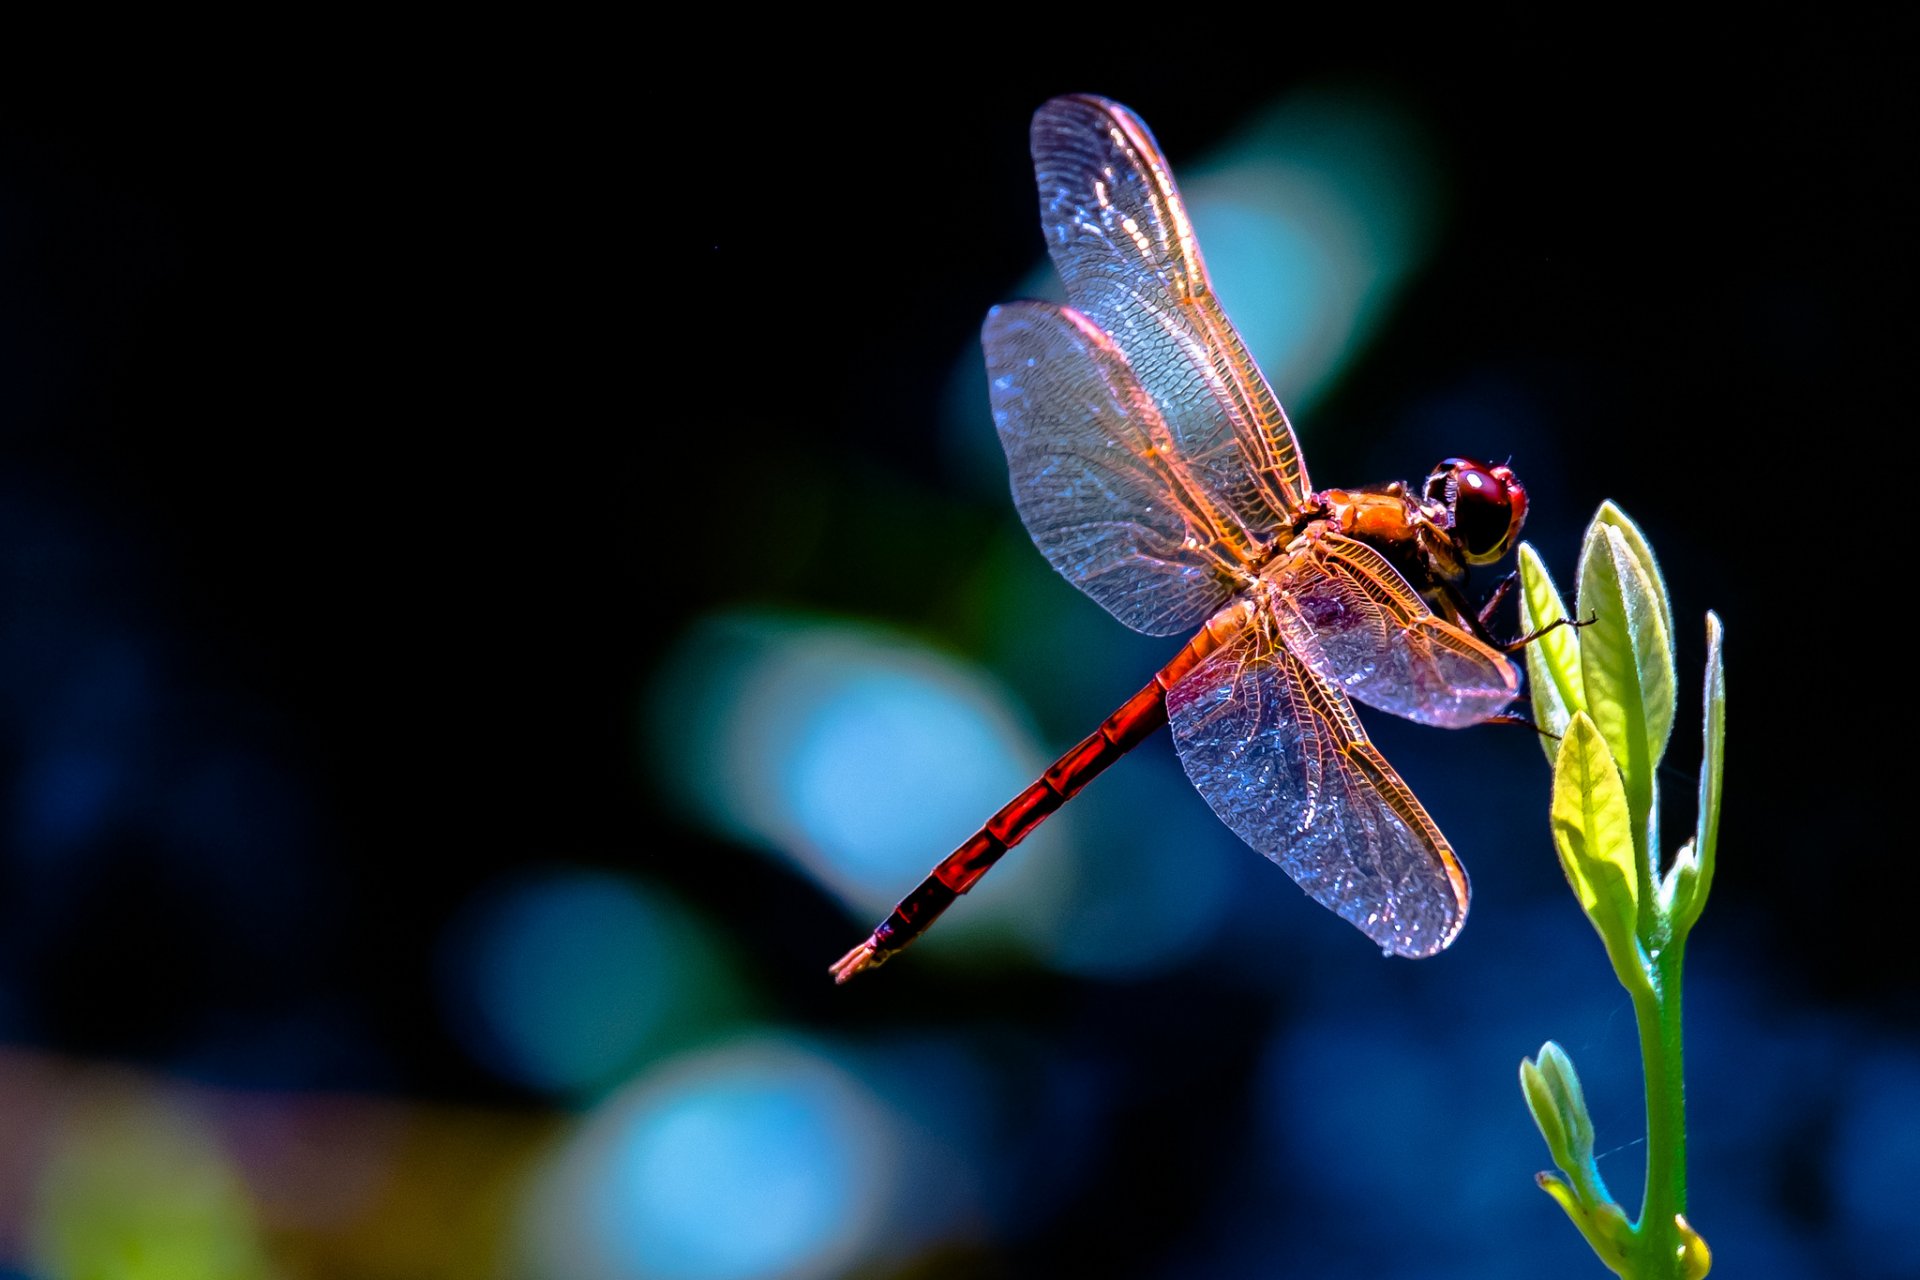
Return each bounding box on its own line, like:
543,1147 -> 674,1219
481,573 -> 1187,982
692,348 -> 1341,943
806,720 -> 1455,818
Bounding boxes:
1629,935 -> 1689,1276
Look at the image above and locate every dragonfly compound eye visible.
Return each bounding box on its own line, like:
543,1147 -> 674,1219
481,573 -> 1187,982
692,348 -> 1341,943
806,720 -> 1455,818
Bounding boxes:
1429,458 -> 1527,565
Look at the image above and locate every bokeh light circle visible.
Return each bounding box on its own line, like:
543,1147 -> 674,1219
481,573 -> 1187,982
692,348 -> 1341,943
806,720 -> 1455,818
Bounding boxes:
646,612 -> 1063,950
520,1036 -> 896,1280
440,870 -> 683,1096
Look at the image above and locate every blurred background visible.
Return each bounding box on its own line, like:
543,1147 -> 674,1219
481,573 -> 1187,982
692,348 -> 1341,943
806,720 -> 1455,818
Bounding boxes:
0,19 -> 1913,1280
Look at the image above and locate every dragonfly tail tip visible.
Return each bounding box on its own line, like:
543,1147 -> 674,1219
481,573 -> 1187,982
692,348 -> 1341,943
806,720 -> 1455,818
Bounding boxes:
829,940 -> 880,984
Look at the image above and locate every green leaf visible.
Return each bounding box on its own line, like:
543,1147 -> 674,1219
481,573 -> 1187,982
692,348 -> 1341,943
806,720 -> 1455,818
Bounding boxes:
1522,1041 -> 1630,1273
1536,1041 -> 1597,1162
1552,712 -> 1642,974
1517,543 -> 1583,761
1670,611 -> 1725,937
1594,501 -> 1675,665
1520,1041 -> 1597,1176
1520,1052 -> 1570,1162
1534,1174 -> 1634,1277
1576,518 -> 1676,840
1659,838 -> 1700,925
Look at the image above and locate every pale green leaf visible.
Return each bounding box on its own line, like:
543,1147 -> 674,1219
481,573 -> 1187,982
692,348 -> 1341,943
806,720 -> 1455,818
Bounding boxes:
1518,543 -> 1582,762
1551,712 -> 1640,959
1534,1174 -> 1634,1277
1519,1053 -> 1568,1160
1576,520 -> 1676,829
1672,611 -> 1725,937
1521,1040 -> 1597,1172
1535,1040 -> 1595,1158
1659,838 -> 1699,919
1594,501 -> 1675,662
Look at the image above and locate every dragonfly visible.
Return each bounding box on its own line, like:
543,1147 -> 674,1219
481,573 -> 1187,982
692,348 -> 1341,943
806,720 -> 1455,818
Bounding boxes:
831,94 -> 1531,983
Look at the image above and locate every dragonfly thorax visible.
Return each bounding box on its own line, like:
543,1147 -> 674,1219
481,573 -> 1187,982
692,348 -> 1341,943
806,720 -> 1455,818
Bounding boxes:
1313,486 -> 1456,588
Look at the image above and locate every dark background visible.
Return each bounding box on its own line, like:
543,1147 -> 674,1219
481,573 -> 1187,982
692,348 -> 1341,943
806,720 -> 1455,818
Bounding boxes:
0,21 -> 1913,1280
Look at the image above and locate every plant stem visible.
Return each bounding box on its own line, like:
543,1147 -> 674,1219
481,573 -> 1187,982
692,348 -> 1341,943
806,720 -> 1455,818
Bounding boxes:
1629,935 -> 1689,1276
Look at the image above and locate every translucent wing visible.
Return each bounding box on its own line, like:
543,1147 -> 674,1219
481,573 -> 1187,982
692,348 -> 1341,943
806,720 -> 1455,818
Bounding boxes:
985,300 -> 1254,637
1269,533 -> 1517,728
1166,625 -> 1470,956
1030,94 -> 1311,513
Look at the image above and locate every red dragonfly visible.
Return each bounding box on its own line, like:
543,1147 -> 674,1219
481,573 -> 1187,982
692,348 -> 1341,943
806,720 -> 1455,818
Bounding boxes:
831,94 -> 1528,983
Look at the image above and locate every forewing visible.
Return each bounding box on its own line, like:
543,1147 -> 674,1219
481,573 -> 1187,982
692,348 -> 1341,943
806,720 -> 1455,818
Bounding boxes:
984,300 -> 1243,637
1166,628 -> 1470,956
1030,94 -> 1311,513
1270,533 -> 1517,728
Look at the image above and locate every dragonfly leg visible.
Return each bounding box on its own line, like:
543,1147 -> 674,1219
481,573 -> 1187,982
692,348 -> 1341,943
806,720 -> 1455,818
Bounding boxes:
1464,571 -> 1596,654
1500,612 -> 1595,654
1476,570 -> 1518,627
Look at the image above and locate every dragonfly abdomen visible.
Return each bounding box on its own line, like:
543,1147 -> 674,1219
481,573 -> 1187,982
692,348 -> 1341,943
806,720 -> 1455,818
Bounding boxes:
829,600 -> 1254,982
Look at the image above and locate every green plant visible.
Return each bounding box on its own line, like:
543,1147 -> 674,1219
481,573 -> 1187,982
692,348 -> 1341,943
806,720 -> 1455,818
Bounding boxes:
1515,502 -> 1723,1279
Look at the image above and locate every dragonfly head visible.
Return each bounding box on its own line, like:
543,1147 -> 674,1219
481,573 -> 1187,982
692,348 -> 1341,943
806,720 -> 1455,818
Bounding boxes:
1425,458 -> 1527,566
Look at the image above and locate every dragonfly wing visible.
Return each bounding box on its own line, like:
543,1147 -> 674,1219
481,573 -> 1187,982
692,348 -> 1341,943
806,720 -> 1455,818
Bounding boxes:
1030,94 -> 1311,514
1270,533 -> 1517,728
985,300 -> 1243,637
1166,626 -> 1470,956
